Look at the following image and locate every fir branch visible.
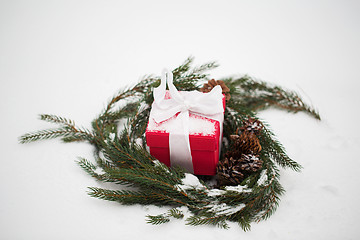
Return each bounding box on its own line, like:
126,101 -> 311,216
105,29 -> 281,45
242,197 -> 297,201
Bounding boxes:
172,56 -> 194,78
77,158 -> 110,182
98,102 -> 140,127
19,128 -> 77,143
87,187 -> 155,205
20,128 -> 94,144
225,76 -> 321,120
127,106 -> 151,143
259,124 -> 303,171
77,157 -> 96,173
102,76 -> 157,116
88,186 -> 188,206
106,168 -> 182,197
146,208 -> 184,225
191,61 -> 219,76
20,114 -> 94,144
237,216 -> 252,232
172,57 -> 219,91
40,114 -> 76,127
146,214 -> 171,225
186,215 -> 229,229
168,208 -> 185,219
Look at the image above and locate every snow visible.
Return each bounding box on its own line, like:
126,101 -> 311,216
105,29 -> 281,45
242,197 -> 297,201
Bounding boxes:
175,174 -> 248,216
135,138 -> 143,146
225,185 -> 253,193
153,160 -> 170,173
108,133 -> 116,141
207,189 -> 227,197
147,115 -> 216,135
256,170 -> 268,186
208,203 -> 246,216
2,1 -> 360,240
175,173 -> 207,191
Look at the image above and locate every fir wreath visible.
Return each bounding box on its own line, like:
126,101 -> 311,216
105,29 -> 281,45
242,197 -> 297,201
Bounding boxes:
20,57 -> 320,230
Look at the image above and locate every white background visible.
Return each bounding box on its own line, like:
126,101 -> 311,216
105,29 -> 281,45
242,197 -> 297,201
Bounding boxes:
1,0 -> 360,239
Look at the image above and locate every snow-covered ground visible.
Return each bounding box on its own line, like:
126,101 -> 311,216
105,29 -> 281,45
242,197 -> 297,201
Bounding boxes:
1,1 -> 360,239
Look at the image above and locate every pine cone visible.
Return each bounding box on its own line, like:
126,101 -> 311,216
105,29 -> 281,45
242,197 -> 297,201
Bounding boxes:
216,157 -> 244,186
238,154 -> 262,172
240,117 -> 263,135
199,79 -> 231,101
231,131 -> 262,154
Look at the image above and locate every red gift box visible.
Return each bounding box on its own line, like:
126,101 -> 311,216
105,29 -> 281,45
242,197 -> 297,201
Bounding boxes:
146,93 -> 225,175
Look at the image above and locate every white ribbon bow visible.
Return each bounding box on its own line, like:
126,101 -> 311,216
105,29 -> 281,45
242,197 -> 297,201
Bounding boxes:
149,69 -> 224,173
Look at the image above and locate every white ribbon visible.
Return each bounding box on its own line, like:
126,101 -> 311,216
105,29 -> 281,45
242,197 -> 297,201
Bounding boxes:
149,69 -> 224,173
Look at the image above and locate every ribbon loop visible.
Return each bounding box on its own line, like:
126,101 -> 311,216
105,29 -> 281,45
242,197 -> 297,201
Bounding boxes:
149,69 -> 224,173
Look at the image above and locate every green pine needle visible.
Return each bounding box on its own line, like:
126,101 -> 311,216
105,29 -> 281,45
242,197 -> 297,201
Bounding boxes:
146,214 -> 171,225
168,208 -> 184,219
